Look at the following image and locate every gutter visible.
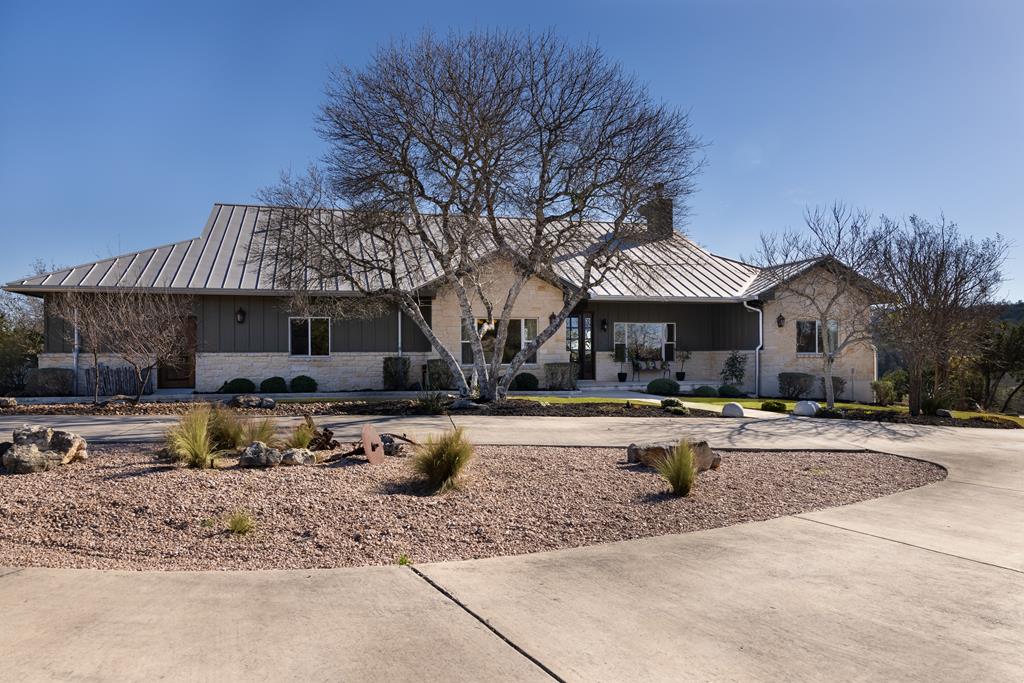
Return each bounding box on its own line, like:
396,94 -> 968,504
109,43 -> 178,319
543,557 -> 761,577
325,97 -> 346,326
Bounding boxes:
742,300 -> 763,397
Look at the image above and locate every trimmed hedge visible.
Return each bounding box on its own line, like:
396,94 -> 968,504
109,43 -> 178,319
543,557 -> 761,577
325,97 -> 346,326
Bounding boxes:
220,377 -> 256,394
660,397 -> 683,408
383,356 -> 410,391
718,384 -> 744,398
425,359 -> 454,390
289,375 -> 318,393
818,376 -> 847,400
921,395 -> 946,416
646,378 -> 680,396
871,380 -> 896,406
259,377 -> 288,393
23,368 -> 75,397
691,385 -> 719,397
778,372 -> 815,399
544,363 -> 577,390
760,400 -> 787,413
666,406 -> 690,416
815,407 -> 844,419
509,372 -> 539,391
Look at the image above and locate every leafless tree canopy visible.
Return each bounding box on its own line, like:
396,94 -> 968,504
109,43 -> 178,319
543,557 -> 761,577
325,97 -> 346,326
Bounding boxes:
751,202 -> 882,408
258,30 -> 704,399
874,215 -> 1008,414
49,290 -> 193,403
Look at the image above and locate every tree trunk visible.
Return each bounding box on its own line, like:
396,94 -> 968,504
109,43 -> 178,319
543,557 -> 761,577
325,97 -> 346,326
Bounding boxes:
1000,380 -> 1024,414
396,298 -> 471,397
823,356 -> 836,409
91,351 -> 100,404
907,363 -> 924,416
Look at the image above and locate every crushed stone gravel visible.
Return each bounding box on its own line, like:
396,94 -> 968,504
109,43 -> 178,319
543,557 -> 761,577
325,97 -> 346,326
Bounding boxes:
0,444 -> 945,570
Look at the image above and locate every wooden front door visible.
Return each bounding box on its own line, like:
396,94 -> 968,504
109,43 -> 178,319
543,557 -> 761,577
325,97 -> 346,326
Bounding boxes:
566,313 -> 595,380
158,316 -> 197,389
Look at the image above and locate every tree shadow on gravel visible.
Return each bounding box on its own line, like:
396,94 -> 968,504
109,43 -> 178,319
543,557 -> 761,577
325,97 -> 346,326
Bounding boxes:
103,463 -> 176,480
378,478 -> 432,497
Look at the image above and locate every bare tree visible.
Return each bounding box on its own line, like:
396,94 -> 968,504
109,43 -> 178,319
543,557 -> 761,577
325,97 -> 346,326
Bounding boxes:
258,30 -> 703,401
50,290 -> 193,403
752,202 -> 881,408
874,215 -> 1008,415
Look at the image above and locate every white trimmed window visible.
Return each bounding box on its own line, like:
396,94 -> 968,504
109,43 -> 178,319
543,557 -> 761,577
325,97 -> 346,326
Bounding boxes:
461,318 -> 538,364
289,317 -> 330,356
613,322 -> 676,362
796,320 -> 838,355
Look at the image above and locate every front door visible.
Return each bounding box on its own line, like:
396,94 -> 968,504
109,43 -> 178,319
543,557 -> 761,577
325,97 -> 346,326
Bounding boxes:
158,316 -> 197,389
566,313 -> 595,380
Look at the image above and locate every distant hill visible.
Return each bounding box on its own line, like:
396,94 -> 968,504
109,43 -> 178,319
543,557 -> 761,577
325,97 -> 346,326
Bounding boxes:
999,301 -> 1024,323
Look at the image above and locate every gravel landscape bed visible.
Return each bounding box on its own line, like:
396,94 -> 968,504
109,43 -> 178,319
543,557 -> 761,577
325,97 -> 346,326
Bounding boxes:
812,409 -> 1019,429
0,398 -> 719,419
0,443 -> 945,570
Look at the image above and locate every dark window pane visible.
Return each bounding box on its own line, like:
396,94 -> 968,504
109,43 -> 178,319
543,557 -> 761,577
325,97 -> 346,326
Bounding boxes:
614,343 -> 626,363
310,318 -> 330,356
462,342 -> 473,364
664,343 -> 675,362
796,320 -> 817,353
290,319 -> 309,356
503,321 -> 522,363
826,320 -> 839,353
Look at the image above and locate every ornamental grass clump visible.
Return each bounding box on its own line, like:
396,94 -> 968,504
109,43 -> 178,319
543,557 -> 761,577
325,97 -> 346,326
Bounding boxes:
209,405 -> 245,450
412,427 -> 474,493
226,509 -> 255,535
655,440 -> 697,497
166,406 -> 218,469
286,420 -> 316,449
242,417 -> 278,447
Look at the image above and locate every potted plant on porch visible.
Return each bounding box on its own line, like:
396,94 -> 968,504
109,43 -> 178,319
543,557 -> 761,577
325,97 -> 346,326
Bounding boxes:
610,352 -> 628,382
674,349 -> 692,381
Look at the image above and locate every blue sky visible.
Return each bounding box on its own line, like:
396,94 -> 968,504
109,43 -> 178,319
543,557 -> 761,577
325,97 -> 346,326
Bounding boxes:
1,0 -> 1021,298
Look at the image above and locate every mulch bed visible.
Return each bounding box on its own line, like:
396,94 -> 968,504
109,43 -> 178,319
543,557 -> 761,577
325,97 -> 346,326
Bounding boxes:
0,443 -> 945,571
0,398 -> 719,419
813,409 -> 1020,429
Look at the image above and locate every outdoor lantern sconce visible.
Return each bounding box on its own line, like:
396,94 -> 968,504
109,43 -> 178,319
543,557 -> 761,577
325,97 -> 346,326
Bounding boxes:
235,307 -> 246,324
776,314 -> 786,328
600,318 -> 608,332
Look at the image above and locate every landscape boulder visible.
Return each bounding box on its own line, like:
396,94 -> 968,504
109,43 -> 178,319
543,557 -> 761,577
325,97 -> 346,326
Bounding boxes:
2,444 -> 64,474
280,448 -> 317,466
935,408 -> 954,418
239,441 -> 283,468
626,440 -> 721,472
0,397 -> 16,408
450,398 -> 483,410
793,400 -> 820,417
721,402 -> 745,418
228,395 -> 276,410
11,425 -> 88,465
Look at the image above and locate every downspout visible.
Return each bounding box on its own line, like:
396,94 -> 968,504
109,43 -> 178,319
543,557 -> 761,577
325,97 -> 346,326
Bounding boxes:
742,300 -> 763,397
396,308 -> 403,357
72,306 -> 81,396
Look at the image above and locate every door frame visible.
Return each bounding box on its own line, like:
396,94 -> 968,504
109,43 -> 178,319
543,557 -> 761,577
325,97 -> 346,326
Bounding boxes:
567,312 -> 596,380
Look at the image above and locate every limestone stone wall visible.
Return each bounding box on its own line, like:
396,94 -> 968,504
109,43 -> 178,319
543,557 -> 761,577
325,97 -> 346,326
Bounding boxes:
429,260 -> 570,374
594,351 -> 756,393
194,351 -> 432,393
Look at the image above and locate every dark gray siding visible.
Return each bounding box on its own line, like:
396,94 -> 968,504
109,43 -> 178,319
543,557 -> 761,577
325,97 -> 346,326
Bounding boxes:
43,297 -> 73,353
195,295 -> 432,353
577,301 -> 759,352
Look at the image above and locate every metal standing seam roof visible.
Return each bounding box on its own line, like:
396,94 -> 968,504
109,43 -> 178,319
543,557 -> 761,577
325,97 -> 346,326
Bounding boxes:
4,203 -> 770,301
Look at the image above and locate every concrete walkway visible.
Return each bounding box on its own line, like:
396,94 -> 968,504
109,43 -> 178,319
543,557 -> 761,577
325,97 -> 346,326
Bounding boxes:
2,416 -> 1022,681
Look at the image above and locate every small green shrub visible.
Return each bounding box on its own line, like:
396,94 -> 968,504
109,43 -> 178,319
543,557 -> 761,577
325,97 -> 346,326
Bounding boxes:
166,406 -> 218,469
508,372 -> 539,391
692,385 -> 719,397
882,368 -> 909,402
286,420 -> 315,449
646,378 -> 680,396
921,395 -> 946,416
660,397 -> 683,408
259,376 -> 288,393
760,400 -> 788,413
719,350 -> 747,386
778,372 -> 815,399
666,406 -> 690,416
397,554 -> 412,566
289,375 -> 317,393
425,359 -> 454,390
815,407 -> 844,419
654,440 -> 696,496
544,362 -> 577,390
23,367 -> 75,397
383,356 -> 410,391
219,377 -> 256,394
415,391 -> 449,415
226,510 -> 255,535
818,376 -> 847,400
412,427 -> 475,493
718,384 -> 744,398
209,405 -> 245,450
242,417 -> 278,446
871,380 -> 896,406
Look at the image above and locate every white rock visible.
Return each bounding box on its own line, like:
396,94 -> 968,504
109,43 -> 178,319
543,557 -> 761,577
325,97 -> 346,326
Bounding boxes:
280,448 -> 316,466
793,400 -> 820,417
721,402 -> 745,418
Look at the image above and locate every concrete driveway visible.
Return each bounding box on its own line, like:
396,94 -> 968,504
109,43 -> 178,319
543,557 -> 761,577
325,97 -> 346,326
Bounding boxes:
1,415 -> 1022,681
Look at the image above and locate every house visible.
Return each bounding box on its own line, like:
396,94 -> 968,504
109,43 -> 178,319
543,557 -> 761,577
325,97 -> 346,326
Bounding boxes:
3,203 -> 878,401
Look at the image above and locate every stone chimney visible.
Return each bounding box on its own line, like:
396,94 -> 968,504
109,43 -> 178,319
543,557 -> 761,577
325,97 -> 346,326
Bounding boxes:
639,184 -> 673,241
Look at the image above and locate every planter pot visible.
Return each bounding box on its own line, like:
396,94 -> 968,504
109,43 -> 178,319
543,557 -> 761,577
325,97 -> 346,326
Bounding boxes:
675,372 -> 686,381
617,373 -> 628,382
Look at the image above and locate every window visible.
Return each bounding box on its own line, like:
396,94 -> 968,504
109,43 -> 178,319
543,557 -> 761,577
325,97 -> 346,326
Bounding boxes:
461,318 -> 537,364
290,317 -> 330,356
613,322 -> 676,362
795,320 -> 838,354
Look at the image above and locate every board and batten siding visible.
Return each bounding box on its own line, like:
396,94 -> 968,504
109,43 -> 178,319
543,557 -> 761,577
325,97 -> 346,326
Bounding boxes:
577,301 -> 759,352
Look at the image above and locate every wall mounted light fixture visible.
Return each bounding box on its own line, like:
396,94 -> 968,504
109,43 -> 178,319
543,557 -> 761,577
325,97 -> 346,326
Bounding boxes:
600,318 -> 608,332
776,314 -> 785,328
235,307 -> 247,324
